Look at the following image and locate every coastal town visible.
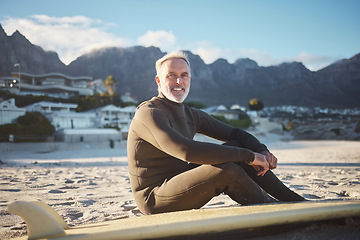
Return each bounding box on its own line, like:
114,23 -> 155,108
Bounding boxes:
1,72 -> 360,146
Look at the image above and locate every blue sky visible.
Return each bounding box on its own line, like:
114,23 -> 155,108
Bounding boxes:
1,0 -> 359,70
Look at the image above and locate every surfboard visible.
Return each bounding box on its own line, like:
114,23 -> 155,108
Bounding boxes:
7,200 -> 360,240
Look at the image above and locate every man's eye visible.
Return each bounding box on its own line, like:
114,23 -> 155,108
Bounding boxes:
182,74 -> 189,78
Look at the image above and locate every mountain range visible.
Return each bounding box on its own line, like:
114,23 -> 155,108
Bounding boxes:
1,24 -> 359,108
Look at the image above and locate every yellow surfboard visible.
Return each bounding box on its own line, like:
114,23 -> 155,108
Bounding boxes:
7,200 -> 360,240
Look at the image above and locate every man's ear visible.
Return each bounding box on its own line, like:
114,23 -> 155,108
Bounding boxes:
155,76 -> 161,87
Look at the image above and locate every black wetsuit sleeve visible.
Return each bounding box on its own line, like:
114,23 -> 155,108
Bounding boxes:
197,110 -> 268,154
132,107 -> 255,164
230,128 -> 269,153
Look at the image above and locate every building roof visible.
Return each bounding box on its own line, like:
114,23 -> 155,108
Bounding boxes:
25,101 -> 78,109
94,104 -> 136,113
60,128 -> 120,135
11,72 -> 92,81
0,99 -> 26,111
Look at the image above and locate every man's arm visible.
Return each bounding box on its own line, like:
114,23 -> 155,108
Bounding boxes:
196,112 -> 277,172
197,111 -> 269,154
132,107 -> 255,165
231,128 -> 269,153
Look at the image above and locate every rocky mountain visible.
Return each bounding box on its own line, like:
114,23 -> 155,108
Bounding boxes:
1,24 -> 359,108
0,25 -> 66,76
66,46 -> 164,101
316,54 -> 360,107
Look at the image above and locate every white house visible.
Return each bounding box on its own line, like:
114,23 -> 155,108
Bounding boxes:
49,111 -> 96,130
2,72 -> 94,98
0,98 -> 26,124
121,92 -> 138,104
19,99 -> 137,141
202,105 -> 241,120
93,104 -> 136,131
25,101 -> 77,113
118,105 -> 136,133
25,101 -> 96,130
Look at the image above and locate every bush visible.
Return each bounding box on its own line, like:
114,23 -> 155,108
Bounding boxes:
185,101 -> 206,109
212,115 -> 252,129
228,118 -> 252,128
109,139 -> 114,148
249,98 -> 264,111
0,112 -> 55,142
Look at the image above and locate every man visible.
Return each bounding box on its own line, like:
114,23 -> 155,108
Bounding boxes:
127,51 -> 305,215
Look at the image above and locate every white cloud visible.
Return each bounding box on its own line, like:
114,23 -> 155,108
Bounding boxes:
292,52 -> 340,71
2,15 -> 129,65
1,15 -> 340,71
194,41 -> 222,64
194,41 -> 280,66
137,30 -> 176,51
193,42 -> 339,71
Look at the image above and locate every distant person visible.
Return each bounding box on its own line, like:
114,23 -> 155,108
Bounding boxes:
127,51 -> 305,215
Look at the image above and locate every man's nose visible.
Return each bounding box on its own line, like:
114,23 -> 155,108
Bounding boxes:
176,77 -> 183,84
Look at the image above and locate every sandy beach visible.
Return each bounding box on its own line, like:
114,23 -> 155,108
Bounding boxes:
1,133 -> 360,239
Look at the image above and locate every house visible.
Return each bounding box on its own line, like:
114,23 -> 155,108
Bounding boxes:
117,105 -> 136,136
202,105 -> 242,120
24,101 -> 136,132
52,103 -> 136,142
88,79 -> 107,95
0,98 -> 26,125
1,72 -> 94,98
25,101 -> 96,130
25,101 -> 78,113
92,104 -> 136,130
121,92 -> 138,104
49,111 -> 96,130
6,98 -> 136,141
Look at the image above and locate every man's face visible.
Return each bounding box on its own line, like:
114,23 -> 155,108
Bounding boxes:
156,58 -> 191,103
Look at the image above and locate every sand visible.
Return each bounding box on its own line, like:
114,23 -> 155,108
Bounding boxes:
1,133 -> 360,239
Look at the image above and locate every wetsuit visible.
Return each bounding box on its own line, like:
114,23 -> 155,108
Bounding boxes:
127,93 -> 304,214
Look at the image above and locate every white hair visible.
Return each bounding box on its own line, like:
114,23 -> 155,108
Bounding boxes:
155,50 -> 191,76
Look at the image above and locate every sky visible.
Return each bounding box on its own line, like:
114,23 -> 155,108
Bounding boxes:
0,0 -> 359,71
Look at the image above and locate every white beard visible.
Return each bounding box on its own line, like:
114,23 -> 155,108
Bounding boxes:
161,85 -> 190,103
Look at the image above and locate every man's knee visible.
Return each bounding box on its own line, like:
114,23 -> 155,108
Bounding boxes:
215,162 -> 246,179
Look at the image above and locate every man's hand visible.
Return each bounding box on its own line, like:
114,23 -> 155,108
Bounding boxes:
250,153 -> 270,176
261,151 -> 278,169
